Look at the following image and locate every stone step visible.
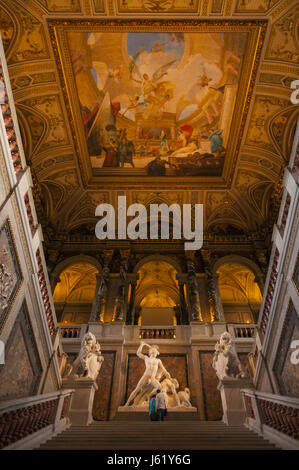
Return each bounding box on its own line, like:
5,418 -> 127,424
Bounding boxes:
114,410 -> 199,421
38,421 -> 278,450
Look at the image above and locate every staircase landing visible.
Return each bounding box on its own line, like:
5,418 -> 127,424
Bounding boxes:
38,421 -> 278,450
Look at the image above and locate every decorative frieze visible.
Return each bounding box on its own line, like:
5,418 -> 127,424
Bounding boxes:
24,192 -> 35,236
0,61 -> 22,174
259,248 -> 279,338
36,248 -> 56,338
280,192 -> 291,236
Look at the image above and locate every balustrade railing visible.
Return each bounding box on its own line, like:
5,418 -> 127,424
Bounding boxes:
242,390 -> 299,448
0,390 -> 73,449
59,324 -> 87,339
139,327 -> 176,340
258,398 -> 298,440
233,326 -> 256,338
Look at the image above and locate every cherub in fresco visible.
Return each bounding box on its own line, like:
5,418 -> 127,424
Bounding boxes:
197,73 -> 213,88
121,95 -> 146,118
108,65 -> 124,83
151,41 -> 167,53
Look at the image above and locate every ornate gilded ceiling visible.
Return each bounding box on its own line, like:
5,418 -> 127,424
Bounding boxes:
0,0 -> 298,244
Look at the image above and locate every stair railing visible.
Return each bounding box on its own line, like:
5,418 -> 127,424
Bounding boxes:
0,389 -> 73,450
241,389 -> 299,450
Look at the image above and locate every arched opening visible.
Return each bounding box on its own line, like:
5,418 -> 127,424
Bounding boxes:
216,263 -> 262,324
135,260 -> 180,325
53,262 -> 98,324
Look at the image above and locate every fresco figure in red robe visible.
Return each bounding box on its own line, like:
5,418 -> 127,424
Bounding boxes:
102,142 -> 118,167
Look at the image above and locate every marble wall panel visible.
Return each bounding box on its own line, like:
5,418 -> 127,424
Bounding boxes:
198,350 -> 222,420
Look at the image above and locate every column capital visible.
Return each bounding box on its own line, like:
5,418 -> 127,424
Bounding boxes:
201,249 -> 211,260
185,250 -> 196,261
103,249 -> 114,263
119,249 -> 131,259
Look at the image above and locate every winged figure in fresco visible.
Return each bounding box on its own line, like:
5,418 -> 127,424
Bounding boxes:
130,59 -> 177,119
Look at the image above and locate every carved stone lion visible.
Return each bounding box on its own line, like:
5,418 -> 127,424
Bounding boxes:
212,331 -> 246,380
65,332 -> 104,381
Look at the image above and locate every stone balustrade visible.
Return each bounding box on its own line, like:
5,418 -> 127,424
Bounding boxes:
242,389 -> 299,450
231,325 -> 256,339
0,390 -> 73,450
59,324 -> 88,340
139,327 -> 176,340
58,322 -> 258,346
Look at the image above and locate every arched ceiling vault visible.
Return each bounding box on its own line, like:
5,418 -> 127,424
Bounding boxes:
0,0 -> 298,244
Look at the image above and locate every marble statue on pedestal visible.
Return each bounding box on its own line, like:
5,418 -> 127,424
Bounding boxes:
125,341 -> 193,408
66,332 -> 104,381
125,342 -> 171,406
212,331 -> 246,380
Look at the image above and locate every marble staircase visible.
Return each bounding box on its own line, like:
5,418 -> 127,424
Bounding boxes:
38,421 -> 278,450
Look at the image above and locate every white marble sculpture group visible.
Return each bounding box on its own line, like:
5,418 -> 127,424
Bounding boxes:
125,341 -> 192,408
212,331 -> 246,380
65,332 -> 104,381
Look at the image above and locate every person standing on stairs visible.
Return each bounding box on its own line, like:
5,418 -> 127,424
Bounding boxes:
149,393 -> 157,421
155,389 -> 166,421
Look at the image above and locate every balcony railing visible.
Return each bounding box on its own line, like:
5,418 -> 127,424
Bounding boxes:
58,324 -> 88,340
233,326 -> 256,338
139,327 -> 176,340
0,389 -> 73,450
242,389 -> 299,449
60,322 -> 257,345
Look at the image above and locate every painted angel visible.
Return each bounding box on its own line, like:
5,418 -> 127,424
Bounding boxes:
130,60 -> 177,119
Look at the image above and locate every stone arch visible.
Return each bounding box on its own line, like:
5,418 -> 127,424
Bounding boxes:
212,254 -> 264,285
52,254 -> 102,278
213,255 -> 264,324
51,254 -> 102,291
132,253 -> 183,275
132,255 -> 182,325
52,255 -> 102,324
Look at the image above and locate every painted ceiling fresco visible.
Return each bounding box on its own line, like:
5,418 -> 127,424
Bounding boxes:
52,19 -> 265,187
0,0 -> 298,239
66,29 -> 249,178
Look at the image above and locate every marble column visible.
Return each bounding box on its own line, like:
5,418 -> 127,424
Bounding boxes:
126,274 -> 138,324
178,280 -> 188,324
186,253 -> 202,322
201,249 -> 225,321
89,249 -> 113,322
113,250 -> 130,322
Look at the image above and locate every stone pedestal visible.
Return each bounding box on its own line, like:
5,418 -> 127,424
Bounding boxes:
62,377 -> 98,426
115,405 -> 199,421
217,377 -> 253,426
